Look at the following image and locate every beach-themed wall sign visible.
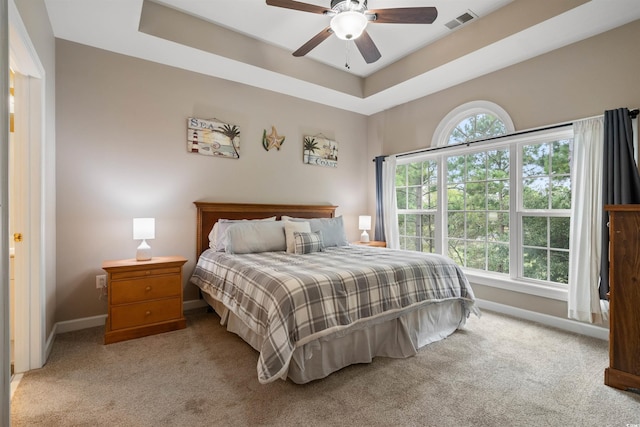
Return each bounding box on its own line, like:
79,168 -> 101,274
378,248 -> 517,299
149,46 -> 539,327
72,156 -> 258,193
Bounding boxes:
187,117 -> 240,159
303,135 -> 338,168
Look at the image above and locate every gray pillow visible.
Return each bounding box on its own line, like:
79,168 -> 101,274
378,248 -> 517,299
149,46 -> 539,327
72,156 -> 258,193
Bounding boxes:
283,216 -> 348,248
225,221 -> 286,254
209,216 -> 276,251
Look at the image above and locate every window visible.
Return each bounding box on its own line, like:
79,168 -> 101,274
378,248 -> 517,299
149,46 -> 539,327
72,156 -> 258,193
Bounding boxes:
448,113 -> 508,145
397,102 -> 573,294
396,160 -> 438,252
446,148 -> 510,273
431,101 -> 514,147
520,139 -> 571,284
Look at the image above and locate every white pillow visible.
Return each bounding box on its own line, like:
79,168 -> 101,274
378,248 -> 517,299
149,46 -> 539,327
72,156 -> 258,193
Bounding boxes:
208,217 -> 276,251
284,221 -> 311,253
225,221 -> 286,254
208,223 -> 220,249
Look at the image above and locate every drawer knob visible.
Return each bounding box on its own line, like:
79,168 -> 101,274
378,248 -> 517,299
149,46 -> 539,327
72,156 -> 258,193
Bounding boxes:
145,286 -> 152,292
145,311 -> 151,316
145,271 -> 151,275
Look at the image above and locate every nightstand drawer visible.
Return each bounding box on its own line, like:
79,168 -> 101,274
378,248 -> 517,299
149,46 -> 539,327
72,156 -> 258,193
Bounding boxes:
110,266 -> 181,281
110,297 -> 182,330
110,275 -> 181,305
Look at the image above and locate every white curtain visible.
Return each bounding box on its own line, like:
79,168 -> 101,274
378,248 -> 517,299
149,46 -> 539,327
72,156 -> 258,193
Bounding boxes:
568,117 -> 605,323
382,155 -> 399,249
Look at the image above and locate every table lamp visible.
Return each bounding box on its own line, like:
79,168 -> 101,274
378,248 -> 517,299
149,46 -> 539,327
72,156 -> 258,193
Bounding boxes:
359,215 -> 371,243
133,218 -> 155,261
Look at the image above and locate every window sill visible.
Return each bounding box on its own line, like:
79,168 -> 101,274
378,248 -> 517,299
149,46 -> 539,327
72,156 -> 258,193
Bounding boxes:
463,270 -> 568,302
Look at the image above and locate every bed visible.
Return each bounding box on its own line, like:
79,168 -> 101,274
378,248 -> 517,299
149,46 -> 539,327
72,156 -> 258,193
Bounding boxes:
190,202 -> 479,384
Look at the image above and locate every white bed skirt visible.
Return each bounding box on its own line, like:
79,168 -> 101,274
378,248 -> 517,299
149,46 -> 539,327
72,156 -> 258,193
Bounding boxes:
202,293 -> 467,384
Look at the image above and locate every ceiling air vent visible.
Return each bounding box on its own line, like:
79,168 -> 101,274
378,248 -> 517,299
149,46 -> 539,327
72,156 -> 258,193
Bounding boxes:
445,10 -> 477,30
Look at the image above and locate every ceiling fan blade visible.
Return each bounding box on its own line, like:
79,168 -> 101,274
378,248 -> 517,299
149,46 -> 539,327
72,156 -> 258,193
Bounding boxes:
368,7 -> 438,24
354,30 -> 381,64
265,0 -> 330,15
293,26 -> 333,57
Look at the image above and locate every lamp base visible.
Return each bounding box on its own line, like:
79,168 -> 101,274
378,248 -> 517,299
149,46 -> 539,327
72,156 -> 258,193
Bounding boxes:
360,230 -> 370,243
136,240 -> 152,261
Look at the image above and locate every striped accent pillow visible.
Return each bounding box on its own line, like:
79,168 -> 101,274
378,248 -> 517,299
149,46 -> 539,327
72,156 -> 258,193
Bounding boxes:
293,231 -> 325,254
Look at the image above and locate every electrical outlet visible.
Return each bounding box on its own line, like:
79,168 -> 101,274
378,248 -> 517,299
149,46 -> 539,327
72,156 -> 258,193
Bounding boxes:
96,274 -> 107,289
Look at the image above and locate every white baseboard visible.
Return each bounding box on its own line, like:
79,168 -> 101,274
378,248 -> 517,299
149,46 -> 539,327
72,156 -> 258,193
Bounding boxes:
45,324 -> 58,364
10,373 -> 23,401
46,298 -> 607,360
476,299 -> 609,341
184,298 -> 208,311
55,314 -> 106,335
53,299 -> 209,335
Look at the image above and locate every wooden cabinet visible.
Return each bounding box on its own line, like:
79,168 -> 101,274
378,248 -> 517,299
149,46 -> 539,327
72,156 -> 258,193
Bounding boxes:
604,205 -> 640,391
103,256 -> 187,344
352,241 -> 386,248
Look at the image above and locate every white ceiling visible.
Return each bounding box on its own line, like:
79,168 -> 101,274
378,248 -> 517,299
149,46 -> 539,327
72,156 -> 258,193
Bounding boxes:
43,0 -> 640,115
152,0 -> 514,77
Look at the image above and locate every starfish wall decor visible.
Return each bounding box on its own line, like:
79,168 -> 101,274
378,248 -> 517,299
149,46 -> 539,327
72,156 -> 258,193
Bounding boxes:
262,126 -> 285,151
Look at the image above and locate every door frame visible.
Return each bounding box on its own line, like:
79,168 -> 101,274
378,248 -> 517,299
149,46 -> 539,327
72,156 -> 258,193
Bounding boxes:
2,1 -> 10,424
8,0 -> 45,374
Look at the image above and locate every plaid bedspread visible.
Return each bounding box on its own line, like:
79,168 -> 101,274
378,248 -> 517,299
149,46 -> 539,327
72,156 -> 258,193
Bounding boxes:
190,245 -> 477,383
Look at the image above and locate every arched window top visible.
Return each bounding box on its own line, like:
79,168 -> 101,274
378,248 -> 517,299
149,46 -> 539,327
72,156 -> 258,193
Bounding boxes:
432,101 -> 515,147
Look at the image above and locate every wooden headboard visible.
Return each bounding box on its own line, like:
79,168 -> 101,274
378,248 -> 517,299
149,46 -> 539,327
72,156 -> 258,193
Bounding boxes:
194,202 -> 338,256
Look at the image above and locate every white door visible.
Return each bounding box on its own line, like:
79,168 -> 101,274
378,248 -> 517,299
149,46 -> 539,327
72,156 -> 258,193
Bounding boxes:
9,71 -> 31,374
8,0 -> 45,374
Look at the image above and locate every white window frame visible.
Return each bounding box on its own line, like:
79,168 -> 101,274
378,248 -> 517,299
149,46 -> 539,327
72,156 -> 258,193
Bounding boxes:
443,144 -> 512,274
397,102 -> 573,301
432,100 -> 515,148
395,160 -> 439,253
515,134 -> 572,286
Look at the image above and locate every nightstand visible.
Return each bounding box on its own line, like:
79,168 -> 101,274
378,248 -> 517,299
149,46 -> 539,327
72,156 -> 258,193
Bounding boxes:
352,241 -> 386,248
102,255 -> 187,344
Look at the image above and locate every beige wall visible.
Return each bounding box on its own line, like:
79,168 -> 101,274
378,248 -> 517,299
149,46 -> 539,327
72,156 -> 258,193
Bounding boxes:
55,18 -> 640,324
369,19 -> 640,318
371,19 -> 640,156
55,40 -> 369,322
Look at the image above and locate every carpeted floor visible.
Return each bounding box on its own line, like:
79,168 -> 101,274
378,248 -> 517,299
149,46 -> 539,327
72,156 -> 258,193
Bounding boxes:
10,309 -> 640,426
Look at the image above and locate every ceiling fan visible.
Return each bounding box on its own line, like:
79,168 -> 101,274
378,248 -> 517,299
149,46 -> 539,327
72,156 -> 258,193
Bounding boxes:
265,0 -> 438,64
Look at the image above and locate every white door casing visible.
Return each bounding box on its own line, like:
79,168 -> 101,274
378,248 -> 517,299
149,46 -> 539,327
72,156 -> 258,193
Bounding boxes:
8,0 -> 46,374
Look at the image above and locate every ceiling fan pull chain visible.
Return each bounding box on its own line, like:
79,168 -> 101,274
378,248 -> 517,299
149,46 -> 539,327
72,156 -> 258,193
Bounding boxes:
345,40 -> 351,70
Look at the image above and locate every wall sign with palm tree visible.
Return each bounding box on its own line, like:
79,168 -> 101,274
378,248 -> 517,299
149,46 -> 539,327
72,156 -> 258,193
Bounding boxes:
187,117 -> 240,159
303,135 -> 338,168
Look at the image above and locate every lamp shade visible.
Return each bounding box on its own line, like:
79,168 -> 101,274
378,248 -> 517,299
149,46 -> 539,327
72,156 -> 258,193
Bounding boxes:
330,11 -> 368,40
133,218 -> 155,240
358,215 -> 372,231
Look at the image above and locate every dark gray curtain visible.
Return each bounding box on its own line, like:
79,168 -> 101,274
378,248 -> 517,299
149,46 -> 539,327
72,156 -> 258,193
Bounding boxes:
374,156 -> 386,241
599,108 -> 640,299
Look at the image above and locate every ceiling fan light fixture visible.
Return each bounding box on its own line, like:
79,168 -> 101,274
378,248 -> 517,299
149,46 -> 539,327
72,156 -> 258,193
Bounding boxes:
330,11 -> 368,40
